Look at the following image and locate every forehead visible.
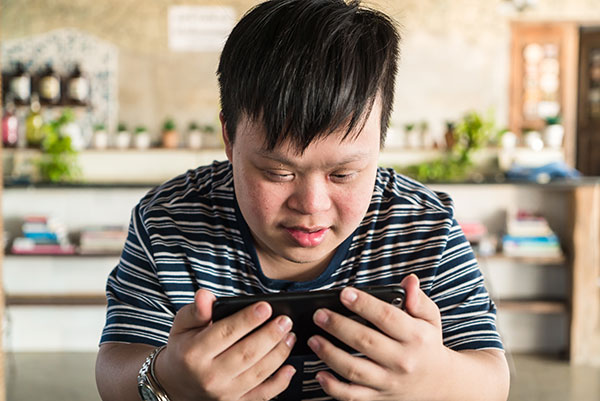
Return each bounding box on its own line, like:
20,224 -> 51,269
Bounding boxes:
235,98 -> 382,156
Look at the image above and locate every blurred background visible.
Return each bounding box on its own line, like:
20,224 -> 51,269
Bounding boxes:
1,0 -> 600,400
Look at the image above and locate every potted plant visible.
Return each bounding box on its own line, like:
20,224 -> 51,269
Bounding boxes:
187,121 -> 203,149
404,123 -> 419,148
201,123 -> 219,148
134,125 -> 151,150
162,118 -> 179,149
36,109 -> 81,183
402,110 -> 496,182
444,121 -> 455,150
419,120 -> 431,148
115,122 -> 131,149
543,115 -> 564,149
92,123 -> 109,149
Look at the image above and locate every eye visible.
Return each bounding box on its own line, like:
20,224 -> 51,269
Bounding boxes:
265,170 -> 294,182
330,172 -> 356,183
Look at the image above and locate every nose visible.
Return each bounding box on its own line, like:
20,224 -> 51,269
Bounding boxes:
287,177 -> 332,215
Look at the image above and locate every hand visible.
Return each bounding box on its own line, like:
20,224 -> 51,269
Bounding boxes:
307,275 -> 452,401
155,289 -> 297,401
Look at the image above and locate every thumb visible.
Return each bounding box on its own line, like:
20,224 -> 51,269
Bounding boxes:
400,274 -> 441,328
171,289 -> 216,335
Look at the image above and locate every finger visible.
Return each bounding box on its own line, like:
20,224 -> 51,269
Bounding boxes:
240,364 -> 297,401
307,334 -> 388,390
337,287 -> 414,342
399,274 -> 441,327
171,289 -> 216,335
312,307 -> 403,369
235,332 -> 297,396
315,370 -> 380,401
201,301 -> 274,358
216,315 -> 293,376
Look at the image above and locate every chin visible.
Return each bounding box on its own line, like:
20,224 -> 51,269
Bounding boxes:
282,247 -> 335,265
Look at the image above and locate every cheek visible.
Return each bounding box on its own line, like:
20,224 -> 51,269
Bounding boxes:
334,186 -> 372,225
239,180 -> 285,224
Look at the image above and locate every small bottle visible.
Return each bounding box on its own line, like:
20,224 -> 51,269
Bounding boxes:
66,64 -> 90,106
25,94 -> 44,147
444,121 -> 455,150
38,64 -> 61,105
9,62 -> 31,105
2,99 -> 19,147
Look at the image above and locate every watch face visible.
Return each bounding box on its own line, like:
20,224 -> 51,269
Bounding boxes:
140,384 -> 160,401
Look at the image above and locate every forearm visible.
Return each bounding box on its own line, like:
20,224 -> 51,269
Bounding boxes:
96,342 -> 156,401
438,348 -> 509,401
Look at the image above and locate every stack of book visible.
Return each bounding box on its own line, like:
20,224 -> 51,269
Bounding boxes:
11,215 -> 75,255
78,225 -> 127,255
502,210 -> 562,258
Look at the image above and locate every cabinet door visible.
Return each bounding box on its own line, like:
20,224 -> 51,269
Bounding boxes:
576,26 -> 600,176
509,22 -> 579,167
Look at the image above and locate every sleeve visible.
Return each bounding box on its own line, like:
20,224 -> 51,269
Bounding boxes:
99,203 -> 175,346
429,218 -> 504,352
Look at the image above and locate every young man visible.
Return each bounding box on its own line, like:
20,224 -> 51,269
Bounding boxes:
96,0 -> 509,400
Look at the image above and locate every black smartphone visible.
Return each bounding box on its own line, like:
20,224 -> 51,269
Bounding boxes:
212,285 -> 406,356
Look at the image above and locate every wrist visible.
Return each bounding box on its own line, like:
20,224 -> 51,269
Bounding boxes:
153,344 -> 188,401
138,345 -> 171,401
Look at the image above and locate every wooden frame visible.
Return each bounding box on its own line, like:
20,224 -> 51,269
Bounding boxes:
576,26 -> 600,175
0,74 -> 6,400
569,184 -> 600,365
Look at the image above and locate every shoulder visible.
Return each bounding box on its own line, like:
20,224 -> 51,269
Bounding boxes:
137,160 -> 234,215
373,167 -> 455,218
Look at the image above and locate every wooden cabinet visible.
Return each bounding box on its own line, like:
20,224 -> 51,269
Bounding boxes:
433,182 -> 600,363
576,27 -> 600,175
509,21 -> 600,173
509,22 -> 580,167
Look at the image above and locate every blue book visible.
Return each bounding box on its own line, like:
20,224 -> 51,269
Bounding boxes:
502,234 -> 559,244
24,232 -> 59,242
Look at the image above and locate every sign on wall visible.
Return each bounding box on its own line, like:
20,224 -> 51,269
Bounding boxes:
168,6 -> 236,52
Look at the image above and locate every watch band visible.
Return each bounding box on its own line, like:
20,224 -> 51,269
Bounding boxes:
138,345 -> 171,401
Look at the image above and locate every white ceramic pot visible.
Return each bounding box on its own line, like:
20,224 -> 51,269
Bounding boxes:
115,131 -> 131,149
134,133 -> 151,150
406,130 -> 421,148
544,124 -> 564,149
92,130 -> 109,150
500,131 -> 517,151
524,131 -> 544,151
187,130 -> 203,149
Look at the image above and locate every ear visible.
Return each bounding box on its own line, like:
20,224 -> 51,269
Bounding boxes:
220,111 -> 233,162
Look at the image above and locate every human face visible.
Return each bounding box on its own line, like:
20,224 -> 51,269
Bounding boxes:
222,100 -> 381,281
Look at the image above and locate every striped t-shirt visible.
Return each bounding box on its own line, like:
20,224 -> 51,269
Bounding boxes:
101,160 -> 502,400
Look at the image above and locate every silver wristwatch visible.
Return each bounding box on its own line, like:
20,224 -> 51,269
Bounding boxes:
138,345 -> 171,401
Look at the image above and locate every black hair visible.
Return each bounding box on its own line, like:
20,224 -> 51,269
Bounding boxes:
217,0 -> 400,153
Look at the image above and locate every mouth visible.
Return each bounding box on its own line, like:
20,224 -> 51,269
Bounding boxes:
284,226 -> 330,247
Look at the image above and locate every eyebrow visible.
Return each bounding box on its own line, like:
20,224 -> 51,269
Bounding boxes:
256,149 -> 371,168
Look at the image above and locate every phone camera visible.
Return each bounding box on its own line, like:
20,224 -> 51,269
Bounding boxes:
391,297 -> 403,308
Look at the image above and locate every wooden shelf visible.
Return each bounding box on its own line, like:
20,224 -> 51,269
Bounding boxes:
497,299 -> 568,314
5,252 -> 120,258
481,254 -> 566,266
5,294 -> 107,306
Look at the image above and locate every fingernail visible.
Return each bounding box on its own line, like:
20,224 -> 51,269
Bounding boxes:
276,315 -> 292,332
316,372 -> 325,385
255,302 -> 271,318
342,288 -> 358,303
313,309 -> 329,325
308,336 -> 320,352
286,366 -> 297,379
284,332 -> 296,348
